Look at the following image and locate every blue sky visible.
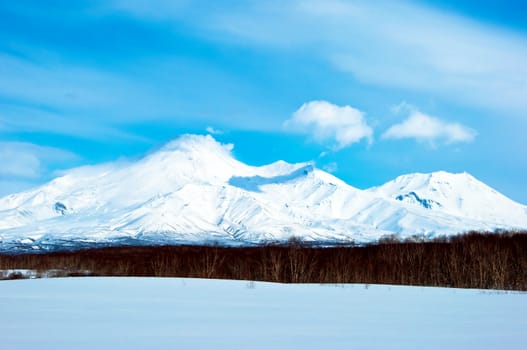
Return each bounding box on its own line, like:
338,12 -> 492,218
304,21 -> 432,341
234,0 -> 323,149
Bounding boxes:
1,0 -> 526,202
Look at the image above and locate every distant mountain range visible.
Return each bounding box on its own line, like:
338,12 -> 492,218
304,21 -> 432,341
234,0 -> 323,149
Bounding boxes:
1,134 -> 526,251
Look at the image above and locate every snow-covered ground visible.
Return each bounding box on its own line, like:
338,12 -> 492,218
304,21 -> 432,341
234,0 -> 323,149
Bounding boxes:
1,278 -> 526,349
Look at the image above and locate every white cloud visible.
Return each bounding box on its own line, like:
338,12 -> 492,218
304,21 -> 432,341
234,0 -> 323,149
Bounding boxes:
390,101 -> 417,115
285,100 -> 373,149
206,126 -> 223,135
382,111 -> 477,145
0,142 -> 77,179
322,162 -> 338,173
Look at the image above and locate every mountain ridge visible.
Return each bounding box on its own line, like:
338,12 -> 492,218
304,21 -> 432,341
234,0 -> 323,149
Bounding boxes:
1,134 -> 526,251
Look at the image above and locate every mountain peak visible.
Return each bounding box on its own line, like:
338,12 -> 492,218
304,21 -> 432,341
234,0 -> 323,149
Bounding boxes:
428,170 -> 475,181
369,170 -> 527,225
377,171 -> 481,196
134,134 -> 249,186
396,170 -> 474,183
371,170 -> 484,200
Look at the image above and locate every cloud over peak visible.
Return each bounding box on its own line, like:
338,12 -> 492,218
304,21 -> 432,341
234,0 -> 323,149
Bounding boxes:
285,100 -> 373,150
0,142 -> 78,179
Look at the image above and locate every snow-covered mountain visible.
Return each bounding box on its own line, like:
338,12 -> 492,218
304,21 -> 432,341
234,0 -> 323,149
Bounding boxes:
367,171 -> 527,227
1,134 -> 526,251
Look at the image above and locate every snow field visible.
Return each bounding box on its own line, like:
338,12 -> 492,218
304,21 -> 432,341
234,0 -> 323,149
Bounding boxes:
1,277 -> 526,349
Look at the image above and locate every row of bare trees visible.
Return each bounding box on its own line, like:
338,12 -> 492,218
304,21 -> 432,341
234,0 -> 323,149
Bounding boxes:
1,231 -> 526,290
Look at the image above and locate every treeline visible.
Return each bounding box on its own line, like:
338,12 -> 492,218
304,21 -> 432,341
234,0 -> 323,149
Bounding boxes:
1,231 -> 526,290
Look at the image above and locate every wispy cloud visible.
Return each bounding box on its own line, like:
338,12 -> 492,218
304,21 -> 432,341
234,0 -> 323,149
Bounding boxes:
285,100 -> 373,150
0,54 -> 134,113
105,0 -> 192,20
0,53 -> 162,140
206,126 -> 223,135
383,110 -> 477,145
0,49 -> 279,138
322,161 -> 338,173
6,0 -> 524,142
0,142 -> 78,179
178,0 -> 527,115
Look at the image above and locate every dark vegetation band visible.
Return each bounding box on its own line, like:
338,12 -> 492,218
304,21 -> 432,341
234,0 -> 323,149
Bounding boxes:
1,231 -> 526,290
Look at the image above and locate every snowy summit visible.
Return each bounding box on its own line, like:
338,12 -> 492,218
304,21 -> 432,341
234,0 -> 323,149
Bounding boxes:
0,134 -> 526,251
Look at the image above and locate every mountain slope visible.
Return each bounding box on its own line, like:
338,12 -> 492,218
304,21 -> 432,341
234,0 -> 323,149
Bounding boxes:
0,134 -> 526,251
